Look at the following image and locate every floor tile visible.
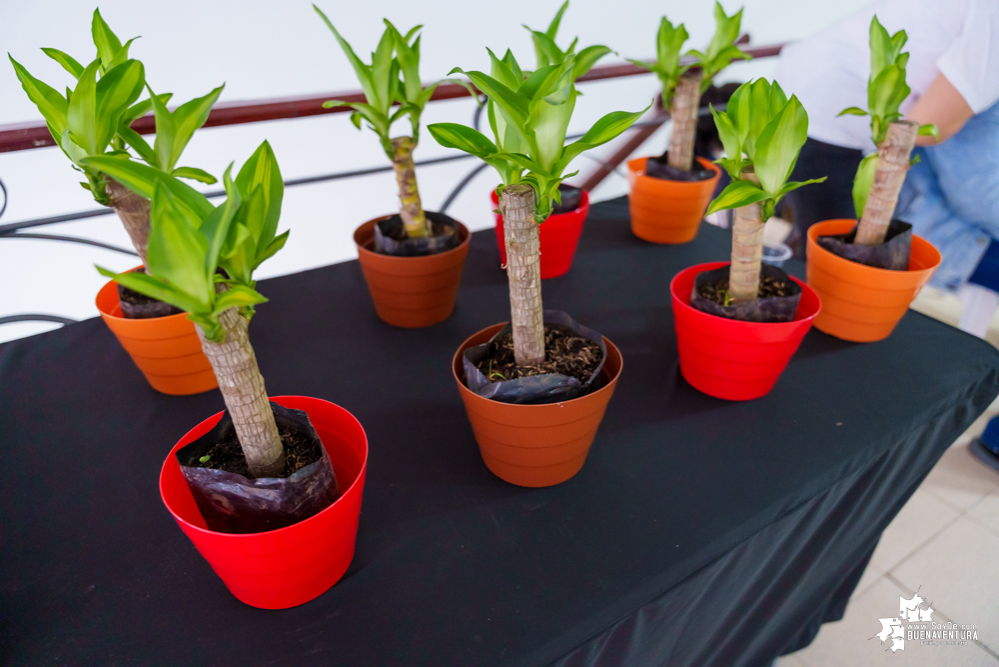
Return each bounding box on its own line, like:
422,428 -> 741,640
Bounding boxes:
870,490 -> 960,572
856,561 -> 884,596
967,487 -> 999,537
892,516 -> 999,654
919,443 -> 999,511
787,577 -> 997,666
775,655 -> 805,666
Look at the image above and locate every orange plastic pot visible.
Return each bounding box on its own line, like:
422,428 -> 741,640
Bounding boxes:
160,395 -> 368,609
96,276 -> 217,395
627,156 -> 721,244
452,324 -> 623,487
806,219 -> 941,342
354,217 -> 470,328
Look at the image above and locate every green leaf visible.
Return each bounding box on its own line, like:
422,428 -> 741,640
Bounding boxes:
172,166 -> 217,184
778,177 -> 827,197
852,152 -> 879,218
9,55 -> 69,137
201,165 -> 240,279
67,59 -> 101,156
917,123 -> 939,138
370,26 -> 396,113
837,106 -> 868,117
254,230 -> 289,270
545,0 -> 569,39
106,37 -> 138,72
531,83 -> 576,171
753,95 -> 809,195
555,102 -> 650,173
710,104 -> 742,177
212,284 -> 268,315
117,123 -> 158,165
169,84 -> 224,169
487,48 -> 522,90
147,85 -> 176,171
234,140 -> 284,255
314,5 -> 378,108
146,179 -> 212,303
91,9 -> 123,69
94,59 -> 145,151
427,122 -> 498,159
80,156 -> 214,221
96,265 -> 203,314
868,15 -> 894,82
572,44 -> 611,79
385,19 -> 423,102
452,68 -> 529,128
121,93 -> 172,126
41,48 -> 84,79
705,179 -> 769,216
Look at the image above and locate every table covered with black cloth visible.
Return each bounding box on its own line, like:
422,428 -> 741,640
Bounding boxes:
3,197 -> 998,666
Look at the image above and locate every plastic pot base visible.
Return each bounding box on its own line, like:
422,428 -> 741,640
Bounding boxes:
492,189 -> 589,280
671,262 -> 821,401
628,157 -> 721,244
452,324 -> 622,487
160,395 -> 368,609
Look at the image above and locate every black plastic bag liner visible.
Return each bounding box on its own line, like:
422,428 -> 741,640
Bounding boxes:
817,219 -> 912,271
117,280 -> 181,319
690,264 -> 802,323
374,211 -> 459,257
552,183 -> 583,214
645,151 -> 715,182
463,310 -> 608,405
176,402 -> 340,534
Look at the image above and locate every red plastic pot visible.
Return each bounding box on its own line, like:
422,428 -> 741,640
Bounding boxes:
491,189 -> 589,279
670,262 -> 822,401
160,395 -> 368,609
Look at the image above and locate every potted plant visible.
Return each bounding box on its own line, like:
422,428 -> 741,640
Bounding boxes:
670,79 -> 824,401
92,144 -> 368,609
10,9 -> 226,395
806,17 -> 941,342
626,2 -> 750,243
490,0 -> 611,279
428,50 -> 646,486
314,5 -> 474,328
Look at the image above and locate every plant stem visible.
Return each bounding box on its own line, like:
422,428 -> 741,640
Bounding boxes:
196,307 -> 284,478
501,183 -> 545,367
667,69 -> 703,172
391,136 -> 430,238
854,120 -> 918,246
105,177 -> 151,268
729,170 -> 764,304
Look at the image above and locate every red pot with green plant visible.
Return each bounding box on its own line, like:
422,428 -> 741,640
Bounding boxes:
429,24 -> 646,485
11,9 -> 226,394
491,186 -> 589,279
95,143 -> 366,608
316,7 -> 475,328
672,79 -> 826,400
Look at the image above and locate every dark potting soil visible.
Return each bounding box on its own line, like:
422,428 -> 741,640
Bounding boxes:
645,152 -> 715,182
474,324 -> 602,384
697,274 -> 795,305
379,213 -> 453,242
552,183 -> 583,214
116,268 -> 182,319
191,422 -> 322,479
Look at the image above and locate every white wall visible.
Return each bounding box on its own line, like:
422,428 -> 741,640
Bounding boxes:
0,0 -> 869,342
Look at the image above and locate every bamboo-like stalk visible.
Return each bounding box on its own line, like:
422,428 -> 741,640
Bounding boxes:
196,307 -> 284,478
729,170 -> 765,304
106,177 -> 151,267
854,120 -> 918,246
390,136 -> 431,238
666,69 -> 704,172
501,184 -> 545,367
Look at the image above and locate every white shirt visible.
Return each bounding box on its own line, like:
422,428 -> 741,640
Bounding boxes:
774,0 -> 999,152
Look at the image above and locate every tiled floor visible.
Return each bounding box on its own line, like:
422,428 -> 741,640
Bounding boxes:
776,287 -> 999,665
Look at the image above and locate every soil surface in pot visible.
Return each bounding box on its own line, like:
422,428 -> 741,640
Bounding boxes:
552,183 -> 583,214
697,274 -> 795,304
690,264 -> 803,323
375,210 -> 459,257
116,268 -> 182,319
645,151 -> 715,182
474,324 -> 602,384
191,421 -> 322,478
817,218 -> 912,271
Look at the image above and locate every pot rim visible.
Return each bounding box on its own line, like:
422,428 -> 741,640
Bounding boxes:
807,218 -> 942,278
353,216 -> 471,263
670,261 -> 822,329
490,188 -> 591,217
628,156 -> 721,181
96,268 -> 192,324
159,395 -> 369,540
451,322 -> 623,409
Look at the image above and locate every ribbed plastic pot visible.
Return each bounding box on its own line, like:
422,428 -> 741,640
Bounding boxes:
159,395 -> 368,610
354,217 -> 470,328
491,189 -> 589,279
627,157 -> 721,244
671,262 -> 821,401
807,219 -> 941,342
96,276 -> 217,395
452,324 -> 622,487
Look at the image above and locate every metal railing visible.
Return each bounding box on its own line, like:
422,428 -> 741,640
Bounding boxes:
0,42 -> 783,330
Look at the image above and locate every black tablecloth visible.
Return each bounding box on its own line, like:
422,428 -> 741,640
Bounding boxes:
3,197 -> 998,667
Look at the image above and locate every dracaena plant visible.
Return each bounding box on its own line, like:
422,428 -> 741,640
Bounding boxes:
93,141 -> 288,477
314,5 -> 471,240
838,16 -> 938,246
523,1 -> 611,79
427,50 -> 647,366
705,79 -> 825,303
626,18 -> 690,108
688,2 -> 751,93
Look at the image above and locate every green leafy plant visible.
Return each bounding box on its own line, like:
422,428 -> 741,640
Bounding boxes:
428,49 -> 646,365
314,5 -> 472,239
626,17 -> 690,107
687,2 -> 751,93
523,1 -> 611,79
705,78 -> 825,303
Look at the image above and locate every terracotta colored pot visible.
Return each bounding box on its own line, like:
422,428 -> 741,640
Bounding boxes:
354,217 -> 470,328
671,262 -> 822,401
160,395 -> 368,609
96,276 -> 217,395
491,189 -> 590,279
627,157 -> 721,244
807,219 -> 941,343
452,324 -> 622,487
